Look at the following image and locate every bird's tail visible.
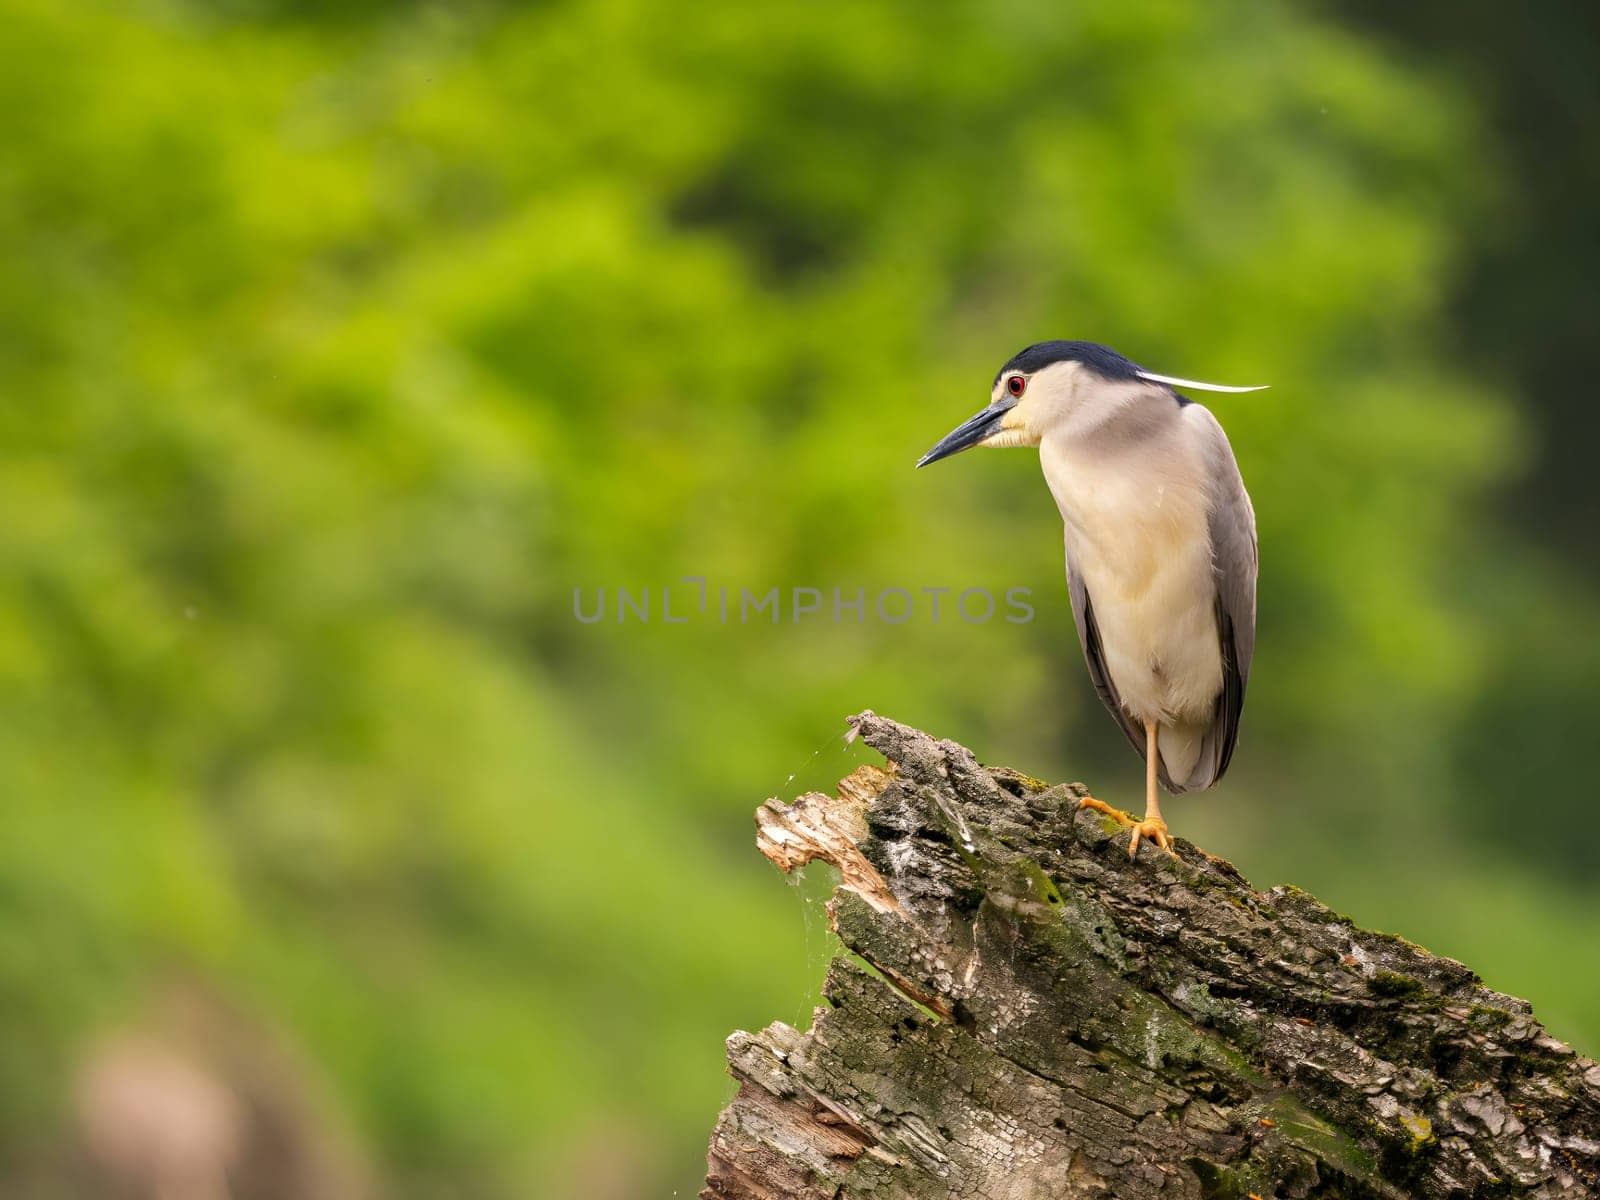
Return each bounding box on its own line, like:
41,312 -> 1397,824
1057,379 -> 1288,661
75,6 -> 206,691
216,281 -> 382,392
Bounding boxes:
1155,717 -> 1220,794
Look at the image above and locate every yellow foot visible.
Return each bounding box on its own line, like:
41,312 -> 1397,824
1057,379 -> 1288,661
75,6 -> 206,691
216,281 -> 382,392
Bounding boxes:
1076,796 -> 1177,860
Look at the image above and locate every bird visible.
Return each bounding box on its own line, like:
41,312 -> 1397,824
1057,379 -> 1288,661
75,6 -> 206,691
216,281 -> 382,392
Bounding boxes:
917,340 -> 1260,859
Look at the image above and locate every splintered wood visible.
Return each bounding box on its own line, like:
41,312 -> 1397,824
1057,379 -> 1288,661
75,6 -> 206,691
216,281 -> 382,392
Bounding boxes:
755,764 -> 900,914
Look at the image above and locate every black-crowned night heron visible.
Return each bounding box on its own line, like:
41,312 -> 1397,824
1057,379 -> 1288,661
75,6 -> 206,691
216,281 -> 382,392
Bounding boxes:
918,341 -> 1261,859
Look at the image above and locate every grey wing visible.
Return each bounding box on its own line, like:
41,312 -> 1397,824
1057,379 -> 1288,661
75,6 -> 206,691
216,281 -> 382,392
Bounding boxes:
1198,412 -> 1257,786
1066,554 -> 1156,770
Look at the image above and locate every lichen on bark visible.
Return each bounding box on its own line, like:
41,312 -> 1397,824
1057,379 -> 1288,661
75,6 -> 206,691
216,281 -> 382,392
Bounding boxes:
702,713 -> 1600,1199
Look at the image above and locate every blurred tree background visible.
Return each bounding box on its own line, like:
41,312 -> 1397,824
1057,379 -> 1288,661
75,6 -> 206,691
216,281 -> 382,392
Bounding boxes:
0,1 -> 1595,1196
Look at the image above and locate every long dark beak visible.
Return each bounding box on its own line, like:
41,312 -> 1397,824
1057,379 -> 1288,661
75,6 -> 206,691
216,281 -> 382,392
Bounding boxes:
916,400 -> 1013,468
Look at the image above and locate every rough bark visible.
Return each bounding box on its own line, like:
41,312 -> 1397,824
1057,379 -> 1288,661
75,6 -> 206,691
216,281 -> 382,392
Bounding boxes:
703,712 -> 1600,1199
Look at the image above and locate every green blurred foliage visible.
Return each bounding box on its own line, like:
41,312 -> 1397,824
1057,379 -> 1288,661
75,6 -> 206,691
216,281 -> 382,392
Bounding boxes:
0,1 -> 1593,1196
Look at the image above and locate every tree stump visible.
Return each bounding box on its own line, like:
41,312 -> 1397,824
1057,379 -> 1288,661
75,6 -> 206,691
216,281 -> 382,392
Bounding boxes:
702,713 -> 1600,1199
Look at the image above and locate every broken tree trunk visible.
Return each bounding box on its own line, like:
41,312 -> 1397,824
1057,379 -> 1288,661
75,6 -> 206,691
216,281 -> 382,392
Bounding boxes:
703,713 -> 1600,1199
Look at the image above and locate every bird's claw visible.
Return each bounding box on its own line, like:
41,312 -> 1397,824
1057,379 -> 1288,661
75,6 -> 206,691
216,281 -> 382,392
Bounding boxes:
1076,796 -> 1177,860
1126,817 -> 1174,860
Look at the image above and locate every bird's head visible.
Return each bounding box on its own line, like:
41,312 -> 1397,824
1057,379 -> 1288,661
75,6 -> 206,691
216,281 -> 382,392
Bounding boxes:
916,340 -> 1266,467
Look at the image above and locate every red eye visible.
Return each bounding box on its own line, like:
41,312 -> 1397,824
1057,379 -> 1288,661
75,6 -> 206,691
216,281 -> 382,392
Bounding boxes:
1006,374 -> 1026,397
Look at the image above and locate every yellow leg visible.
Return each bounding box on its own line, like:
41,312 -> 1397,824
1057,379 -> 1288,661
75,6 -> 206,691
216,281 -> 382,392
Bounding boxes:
1076,720 -> 1177,860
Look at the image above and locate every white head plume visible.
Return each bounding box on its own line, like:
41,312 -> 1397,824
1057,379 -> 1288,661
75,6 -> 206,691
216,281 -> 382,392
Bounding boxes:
1136,370 -> 1269,394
